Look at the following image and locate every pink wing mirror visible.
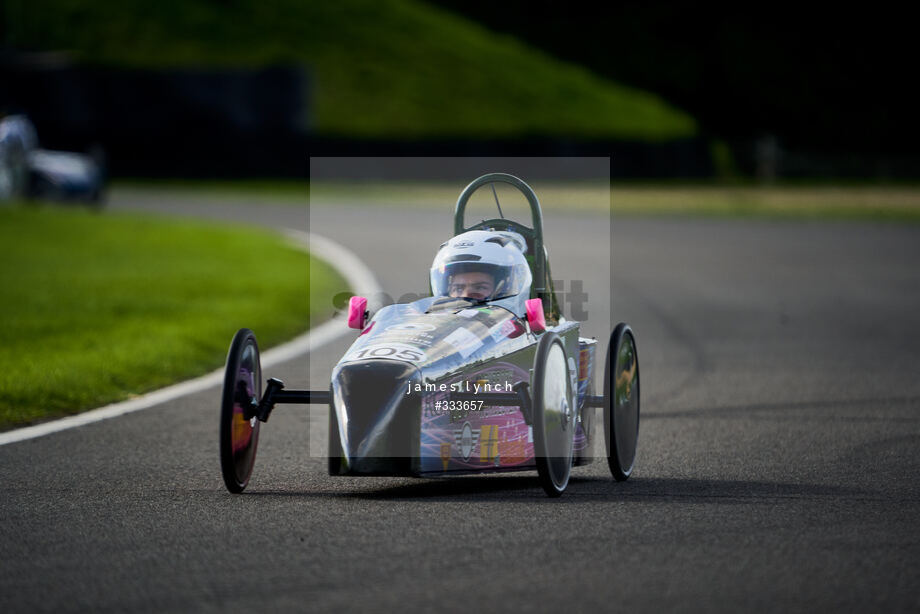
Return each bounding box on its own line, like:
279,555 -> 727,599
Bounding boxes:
525,298 -> 546,333
347,296 -> 368,329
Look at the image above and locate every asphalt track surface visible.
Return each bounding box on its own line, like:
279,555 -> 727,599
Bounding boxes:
2,188 -> 919,612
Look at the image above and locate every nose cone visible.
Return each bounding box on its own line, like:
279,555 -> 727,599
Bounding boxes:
330,359 -> 421,475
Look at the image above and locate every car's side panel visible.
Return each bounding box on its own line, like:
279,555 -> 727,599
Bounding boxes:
327,299 -> 596,478
418,321 -> 583,476
419,350 -> 535,475
574,337 -> 598,466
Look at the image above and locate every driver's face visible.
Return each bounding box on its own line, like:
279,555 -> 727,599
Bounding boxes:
448,272 -> 495,300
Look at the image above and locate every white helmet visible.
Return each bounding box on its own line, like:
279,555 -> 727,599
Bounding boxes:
430,230 -> 532,306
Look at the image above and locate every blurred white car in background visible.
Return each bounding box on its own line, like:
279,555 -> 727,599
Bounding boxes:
0,114 -> 105,205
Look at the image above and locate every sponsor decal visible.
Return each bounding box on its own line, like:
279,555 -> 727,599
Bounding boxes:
568,356 -> 577,397
480,424 -> 500,463
578,347 -> 590,380
481,367 -> 514,386
372,323 -> 437,346
488,319 -> 517,343
443,328 -> 483,359
457,309 -> 479,319
387,323 -> 436,332
498,438 -> 526,465
453,422 -> 480,461
375,328 -> 437,347
342,343 -> 425,363
454,240 -> 475,248
440,442 -> 451,470
448,404 -> 515,423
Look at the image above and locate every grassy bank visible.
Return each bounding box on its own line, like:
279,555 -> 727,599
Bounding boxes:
10,0 -> 695,140
0,205 -> 346,429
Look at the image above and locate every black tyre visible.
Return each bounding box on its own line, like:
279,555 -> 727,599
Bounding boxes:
532,332 -> 576,497
220,328 -> 262,493
604,323 -> 640,481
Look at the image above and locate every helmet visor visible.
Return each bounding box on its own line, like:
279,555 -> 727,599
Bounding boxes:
430,260 -> 531,301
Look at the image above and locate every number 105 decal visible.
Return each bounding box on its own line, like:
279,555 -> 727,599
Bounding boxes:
342,343 -> 426,363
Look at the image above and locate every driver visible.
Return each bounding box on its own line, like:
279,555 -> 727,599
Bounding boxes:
447,270 -> 495,300
430,230 -> 532,314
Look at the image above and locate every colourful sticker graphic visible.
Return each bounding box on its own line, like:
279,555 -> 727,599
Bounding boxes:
488,319 -> 517,343
443,328 -> 483,359
498,438 -> 526,465
568,356 -> 578,399
440,442 -> 451,470
387,323 -> 436,332
418,361 -> 535,473
480,424 -> 500,463
453,422 -> 480,461
342,343 -> 426,363
231,407 -> 254,453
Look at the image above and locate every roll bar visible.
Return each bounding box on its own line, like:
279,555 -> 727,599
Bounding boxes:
453,173 -> 549,301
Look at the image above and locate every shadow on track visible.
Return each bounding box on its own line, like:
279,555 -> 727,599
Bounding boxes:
646,395 -> 920,421
236,474 -> 872,504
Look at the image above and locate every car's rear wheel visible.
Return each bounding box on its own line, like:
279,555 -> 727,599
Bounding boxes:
532,332 -> 576,497
220,328 -> 262,493
605,323 -> 640,481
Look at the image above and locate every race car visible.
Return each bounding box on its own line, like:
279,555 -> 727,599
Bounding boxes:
0,114 -> 105,205
219,173 -> 640,497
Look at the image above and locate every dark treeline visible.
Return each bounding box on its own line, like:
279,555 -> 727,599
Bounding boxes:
429,1 -> 914,159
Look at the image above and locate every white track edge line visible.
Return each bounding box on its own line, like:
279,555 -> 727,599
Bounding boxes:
0,230 -> 382,447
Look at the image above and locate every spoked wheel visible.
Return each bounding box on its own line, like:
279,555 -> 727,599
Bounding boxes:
220,328 -> 262,493
532,332 -> 576,497
604,323 -> 640,481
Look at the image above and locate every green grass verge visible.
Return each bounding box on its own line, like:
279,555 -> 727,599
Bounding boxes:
0,205 -> 347,430
309,181 -> 920,222
106,180 -> 920,222
9,0 -> 695,140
